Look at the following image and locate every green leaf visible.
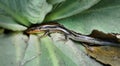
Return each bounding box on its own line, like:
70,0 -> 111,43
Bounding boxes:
22,0 -> 52,24
21,35 -> 41,66
0,15 -> 27,31
45,0 -> 100,21
0,33 -> 28,66
0,33 -> 102,66
13,34 -> 101,66
58,0 -> 120,34
0,0 -> 30,26
0,0 -> 52,26
23,35 -> 77,66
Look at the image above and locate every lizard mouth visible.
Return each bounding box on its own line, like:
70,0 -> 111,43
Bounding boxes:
25,28 -> 45,34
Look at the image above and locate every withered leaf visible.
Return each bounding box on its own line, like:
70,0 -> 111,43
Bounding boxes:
85,46 -> 120,66
85,30 -> 120,66
88,30 -> 120,43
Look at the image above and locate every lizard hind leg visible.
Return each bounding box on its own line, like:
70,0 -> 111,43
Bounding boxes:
56,33 -> 69,44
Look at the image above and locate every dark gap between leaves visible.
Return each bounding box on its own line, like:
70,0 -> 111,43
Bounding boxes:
4,29 -> 13,34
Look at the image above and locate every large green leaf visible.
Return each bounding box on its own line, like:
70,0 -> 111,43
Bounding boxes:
0,0 -> 52,26
0,33 -> 28,66
21,0 -> 52,24
21,34 -> 102,66
0,33 -> 102,66
58,0 -> 120,34
45,0 -> 100,21
0,0 -> 30,26
23,35 -> 77,66
0,15 -> 27,31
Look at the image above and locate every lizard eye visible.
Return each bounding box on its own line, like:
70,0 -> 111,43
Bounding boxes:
30,27 -> 36,30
